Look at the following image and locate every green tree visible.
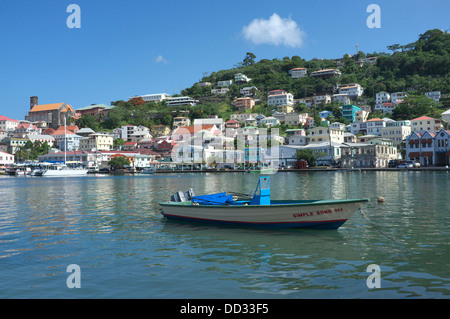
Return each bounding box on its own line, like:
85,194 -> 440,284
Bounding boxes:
243,52 -> 256,67
108,156 -> 130,169
296,149 -> 317,167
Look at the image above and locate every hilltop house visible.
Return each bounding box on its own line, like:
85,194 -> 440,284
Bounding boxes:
289,68 -> 307,78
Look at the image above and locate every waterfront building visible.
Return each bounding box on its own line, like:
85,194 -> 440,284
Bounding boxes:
411,116 -> 443,132
406,129 -> 450,166
341,105 -> 360,122
25,96 -> 76,129
289,67 -> 307,78
0,150 -> 14,166
340,142 -> 397,168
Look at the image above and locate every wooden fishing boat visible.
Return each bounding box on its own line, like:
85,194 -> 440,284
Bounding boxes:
160,177 -> 369,230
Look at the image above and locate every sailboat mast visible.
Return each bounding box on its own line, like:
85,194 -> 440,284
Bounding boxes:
64,116 -> 67,164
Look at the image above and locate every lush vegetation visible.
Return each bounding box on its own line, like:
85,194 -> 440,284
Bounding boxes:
74,29 -> 449,132
15,141 -> 50,161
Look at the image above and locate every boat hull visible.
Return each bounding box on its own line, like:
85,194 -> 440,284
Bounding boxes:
160,199 -> 369,230
42,169 -> 89,176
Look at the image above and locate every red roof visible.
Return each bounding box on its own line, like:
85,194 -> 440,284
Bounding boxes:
367,118 -> 384,122
174,125 -> 215,134
412,116 -> 435,121
0,115 -> 19,122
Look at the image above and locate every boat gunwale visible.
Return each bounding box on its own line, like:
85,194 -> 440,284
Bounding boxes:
160,198 -> 370,208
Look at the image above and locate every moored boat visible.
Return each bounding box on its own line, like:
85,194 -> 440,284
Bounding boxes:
160,177 -> 369,230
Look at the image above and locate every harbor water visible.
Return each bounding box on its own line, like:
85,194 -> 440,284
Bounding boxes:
0,171 -> 449,299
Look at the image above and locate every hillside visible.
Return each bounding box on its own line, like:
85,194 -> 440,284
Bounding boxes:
77,29 -> 450,131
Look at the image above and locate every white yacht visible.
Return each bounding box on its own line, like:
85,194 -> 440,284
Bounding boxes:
41,163 -> 88,176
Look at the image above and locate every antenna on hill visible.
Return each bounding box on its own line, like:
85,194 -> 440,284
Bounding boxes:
356,43 -> 359,55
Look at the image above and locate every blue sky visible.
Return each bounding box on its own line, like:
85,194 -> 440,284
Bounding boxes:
0,0 -> 448,120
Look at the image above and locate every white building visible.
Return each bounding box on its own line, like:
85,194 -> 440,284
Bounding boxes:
381,125 -> 411,146
166,96 -> 198,107
27,134 -> 55,148
366,118 -> 386,136
0,116 -> 19,132
332,94 -> 351,105
193,117 -> 224,132
442,109 -> 450,124
79,133 -> 114,151
211,88 -> 229,95
391,92 -> 408,104
57,134 -> 83,151
267,91 -> 294,107
0,150 -> 14,166
375,92 -> 391,107
217,80 -> 233,87
425,91 -> 441,102
119,125 -> 151,141
289,68 -> 307,78
284,113 -> 309,127
260,117 -> 280,127
338,84 -> 364,97
307,127 -> 345,144
310,69 -> 341,78
240,86 -> 258,96
411,116 -> 443,132
313,94 -> 331,105
234,73 -> 251,84
132,93 -> 171,103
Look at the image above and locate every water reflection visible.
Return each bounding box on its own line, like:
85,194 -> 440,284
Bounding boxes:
0,172 -> 449,298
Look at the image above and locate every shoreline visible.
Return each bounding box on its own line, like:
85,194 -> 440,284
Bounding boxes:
93,166 -> 450,175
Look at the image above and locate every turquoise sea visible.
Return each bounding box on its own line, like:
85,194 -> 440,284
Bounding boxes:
0,171 -> 449,299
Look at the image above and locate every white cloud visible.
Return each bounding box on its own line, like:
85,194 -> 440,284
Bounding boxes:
242,13 -> 305,48
155,55 -> 168,63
